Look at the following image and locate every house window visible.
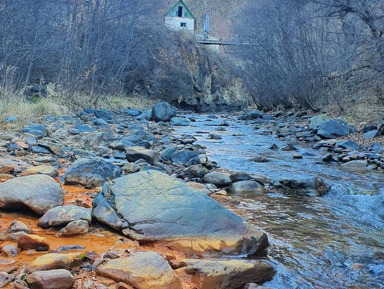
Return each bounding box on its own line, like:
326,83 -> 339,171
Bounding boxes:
180,22 -> 187,28
178,6 -> 183,17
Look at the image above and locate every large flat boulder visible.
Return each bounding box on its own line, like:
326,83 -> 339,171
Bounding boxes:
64,158 -> 121,188
96,251 -> 182,289
0,175 -> 63,215
93,170 -> 268,256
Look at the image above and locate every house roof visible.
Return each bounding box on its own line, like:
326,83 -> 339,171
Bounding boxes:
165,0 -> 196,19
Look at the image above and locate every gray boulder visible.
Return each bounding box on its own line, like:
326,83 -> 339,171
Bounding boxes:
243,110 -> 263,120
64,158 -> 121,188
151,102 -> 176,122
170,150 -> 200,166
125,147 -> 159,165
0,175 -> 63,215
317,119 -> 354,139
203,171 -> 232,187
93,170 -> 268,256
38,205 -> 92,228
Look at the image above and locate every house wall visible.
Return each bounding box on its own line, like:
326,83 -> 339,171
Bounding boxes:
165,17 -> 195,31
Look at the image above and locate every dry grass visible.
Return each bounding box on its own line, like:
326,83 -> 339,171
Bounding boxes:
0,84 -> 159,128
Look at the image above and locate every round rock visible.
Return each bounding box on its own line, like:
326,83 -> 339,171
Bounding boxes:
0,175 -> 63,215
38,205 -> 92,228
64,158 -> 121,188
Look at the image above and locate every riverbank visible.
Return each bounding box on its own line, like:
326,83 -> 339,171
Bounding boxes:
0,103 -> 382,288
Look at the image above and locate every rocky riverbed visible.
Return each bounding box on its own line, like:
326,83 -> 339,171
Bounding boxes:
0,103 -> 383,288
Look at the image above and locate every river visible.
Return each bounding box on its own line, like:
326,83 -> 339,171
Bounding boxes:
174,114 -> 384,289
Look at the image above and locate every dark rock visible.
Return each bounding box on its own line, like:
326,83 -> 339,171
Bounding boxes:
277,176 -> 331,196
229,173 -> 252,183
94,109 -> 114,122
228,181 -> 265,195
377,118 -> 384,135
64,158 -> 121,188
243,110 -> 263,120
362,125 -> 377,133
203,171 -> 232,187
22,124 -> 47,138
281,143 -> 298,151
322,154 -> 336,163
93,170 -> 268,256
0,175 -> 63,215
317,119 -> 354,139
250,156 -> 269,163
38,205 -> 91,228
187,164 -> 209,178
125,147 -> 159,165
151,102 -> 176,122
170,151 -> 200,166
30,146 -> 50,154
208,133 -> 222,140
160,147 -> 177,161
269,144 -> 278,150
337,140 -> 360,150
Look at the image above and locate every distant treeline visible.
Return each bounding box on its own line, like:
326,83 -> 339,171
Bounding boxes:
0,0 -> 178,98
0,0 -> 383,115
232,0 -> 384,113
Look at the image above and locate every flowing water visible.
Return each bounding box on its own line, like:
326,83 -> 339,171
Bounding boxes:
174,114 -> 384,289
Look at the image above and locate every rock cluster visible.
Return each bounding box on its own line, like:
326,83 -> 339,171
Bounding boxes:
0,102 -> 276,289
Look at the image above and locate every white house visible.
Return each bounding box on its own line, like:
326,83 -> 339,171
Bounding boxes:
165,0 -> 195,32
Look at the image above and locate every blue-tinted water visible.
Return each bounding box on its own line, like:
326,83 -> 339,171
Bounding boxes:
175,114 -> 384,289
